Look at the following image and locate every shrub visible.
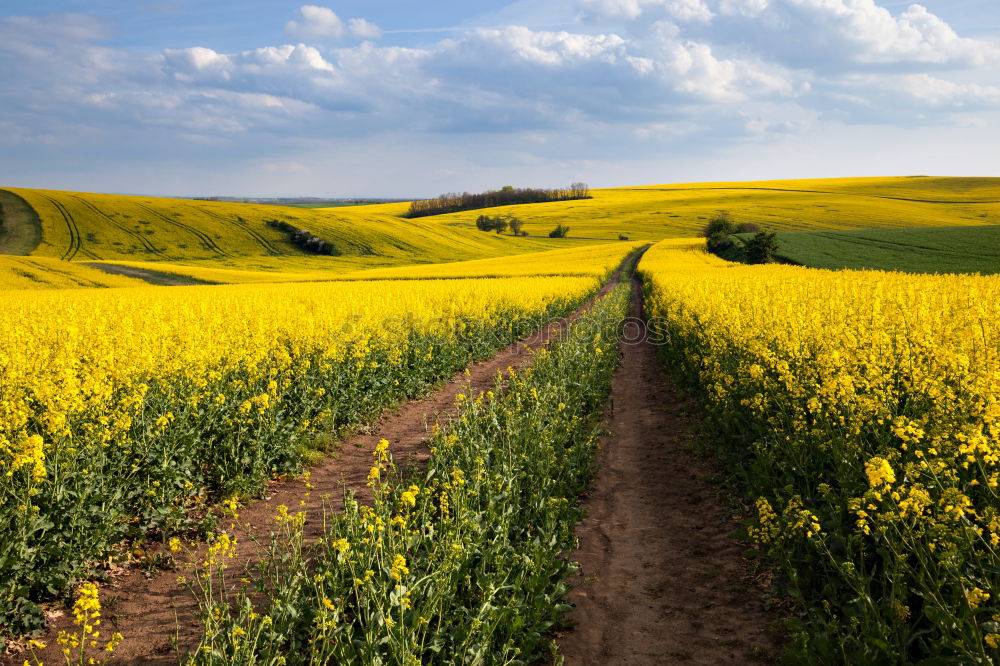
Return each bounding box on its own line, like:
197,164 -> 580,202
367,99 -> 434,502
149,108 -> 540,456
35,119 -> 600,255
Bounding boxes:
266,220 -> 338,255
475,214 -> 521,235
744,231 -> 779,264
735,222 -> 762,234
706,232 -> 733,252
618,233 -> 630,241
701,211 -> 736,238
549,224 -> 570,238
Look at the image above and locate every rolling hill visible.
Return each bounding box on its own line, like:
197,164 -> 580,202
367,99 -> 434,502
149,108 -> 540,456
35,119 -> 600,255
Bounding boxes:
419,176 -> 1000,240
3,176 -> 1000,288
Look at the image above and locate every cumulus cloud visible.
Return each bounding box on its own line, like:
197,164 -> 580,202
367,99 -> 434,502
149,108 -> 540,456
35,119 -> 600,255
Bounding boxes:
711,0 -> 999,68
833,73 -> 1000,109
1,1 -> 998,189
285,5 -> 383,42
580,0 -> 714,23
430,25 -> 799,107
578,0 -> 998,69
347,18 -> 383,40
161,44 -> 336,84
145,23 -> 805,137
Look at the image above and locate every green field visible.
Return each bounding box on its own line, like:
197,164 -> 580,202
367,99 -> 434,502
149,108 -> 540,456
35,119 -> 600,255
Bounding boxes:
757,225 -> 1000,274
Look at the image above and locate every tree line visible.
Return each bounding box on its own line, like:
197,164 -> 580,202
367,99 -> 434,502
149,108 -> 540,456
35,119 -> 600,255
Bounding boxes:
406,183 -> 591,218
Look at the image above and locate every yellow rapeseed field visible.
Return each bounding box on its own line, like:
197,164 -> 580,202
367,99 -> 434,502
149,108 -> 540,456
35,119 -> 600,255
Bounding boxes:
430,176 -> 1000,240
339,241 -> 645,279
639,239 -> 1000,661
0,256 -> 147,289
84,240 -> 636,286
0,274 -> 599,633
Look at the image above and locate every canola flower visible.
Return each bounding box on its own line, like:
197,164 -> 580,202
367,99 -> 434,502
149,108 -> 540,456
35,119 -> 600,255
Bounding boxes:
0,274 -> 600,634
182,284 -> 629,665
21,582 -> 125,666
639,238 -> 1000,662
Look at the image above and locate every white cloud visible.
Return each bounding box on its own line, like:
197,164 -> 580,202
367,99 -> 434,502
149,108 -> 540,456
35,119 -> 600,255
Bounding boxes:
429,24 -> 799,109
285,5 -> 345,40
846,73 -> 1000,107
580,0 -> 714,22
285,5 -> 383,42
161,44 -> 336,85
348,18 -> 383,40
2,3 -> 999,196
458,26 -> 629,67
713,0 -> 999,67
717,0 -> 769,17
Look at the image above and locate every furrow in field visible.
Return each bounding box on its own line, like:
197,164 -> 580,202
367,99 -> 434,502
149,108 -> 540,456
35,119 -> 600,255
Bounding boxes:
200,209 -> 285,255
134,203 -> 230,257
39,194 -> 97,261
70,196 -> 168,259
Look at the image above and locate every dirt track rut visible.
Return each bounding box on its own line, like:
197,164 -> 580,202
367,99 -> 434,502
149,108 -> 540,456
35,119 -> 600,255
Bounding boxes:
558,274 -> 782,665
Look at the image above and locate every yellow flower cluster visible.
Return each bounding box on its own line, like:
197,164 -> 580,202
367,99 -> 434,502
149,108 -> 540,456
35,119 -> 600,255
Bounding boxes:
864,456 -> 895,488
52,583 -> 124,665
9,434 -> 46,481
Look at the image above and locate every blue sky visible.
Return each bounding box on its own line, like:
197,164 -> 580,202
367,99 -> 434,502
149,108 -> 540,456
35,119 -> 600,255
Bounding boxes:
1,0 -> 998,196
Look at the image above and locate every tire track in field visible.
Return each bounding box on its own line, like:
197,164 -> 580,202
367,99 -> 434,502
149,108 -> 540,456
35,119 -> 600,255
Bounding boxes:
38,194 -> 97,261
8,252 -> 642,666
134,203 -> 230,257
69,196 -> 168,259
200,209 -> 284,255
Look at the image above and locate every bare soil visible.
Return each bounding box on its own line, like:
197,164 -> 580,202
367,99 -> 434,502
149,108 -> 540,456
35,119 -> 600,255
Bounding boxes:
83,262 -> 220,286
557,275 -> 783,665
6,260 -> 632,666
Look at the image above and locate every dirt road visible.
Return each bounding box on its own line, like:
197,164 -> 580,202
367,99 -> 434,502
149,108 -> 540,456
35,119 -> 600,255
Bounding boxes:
559,275 -> 782,665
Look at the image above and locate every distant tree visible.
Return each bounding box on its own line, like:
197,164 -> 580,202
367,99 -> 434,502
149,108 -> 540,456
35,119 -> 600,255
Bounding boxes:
569,182 -> 590,198
744,231 -> 780,264
501,185 -> 514,192
701,210 -> 736,238
618,233 -> 629,241
494,217 -> 508,234
735,222 -> 762,234
508,216 -> 524,236
549,224 -> 570,238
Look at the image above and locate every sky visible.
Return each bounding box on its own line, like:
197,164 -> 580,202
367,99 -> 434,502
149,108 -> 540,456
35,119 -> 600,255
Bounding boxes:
1,0 -> 998,197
